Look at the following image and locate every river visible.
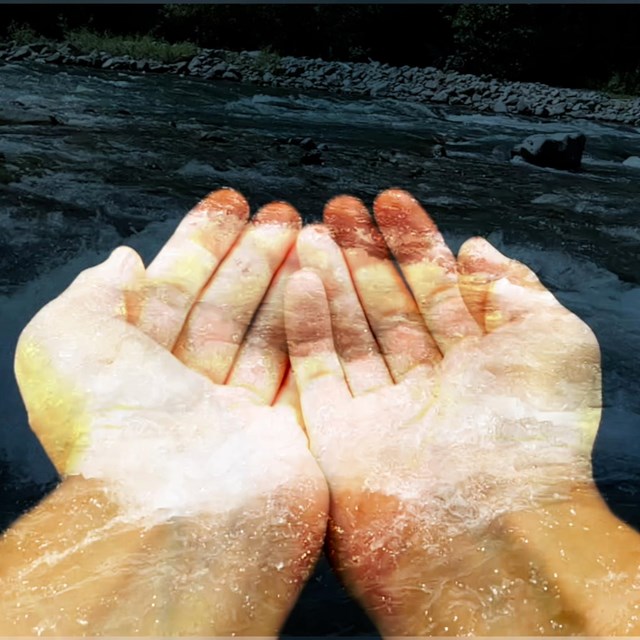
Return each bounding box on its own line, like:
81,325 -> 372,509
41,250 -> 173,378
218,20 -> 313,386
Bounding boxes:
1,60 -> 639,635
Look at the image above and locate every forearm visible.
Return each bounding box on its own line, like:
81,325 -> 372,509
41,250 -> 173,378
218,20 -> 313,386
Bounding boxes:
0,475 -> 306,636
492,480 -> 640,635
330,480 -> 640,637
421,481 -> 640,636
0,476 -> 165,635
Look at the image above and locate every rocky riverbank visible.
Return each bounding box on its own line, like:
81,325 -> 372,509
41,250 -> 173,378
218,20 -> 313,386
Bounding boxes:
2,40 -> 640,128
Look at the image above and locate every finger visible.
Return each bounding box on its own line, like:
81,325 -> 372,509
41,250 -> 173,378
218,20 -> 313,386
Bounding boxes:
226,247 -> 299,404
285,269 -> 352,424
133,188 -> 250,349
296,225 -> 393,395
373,189 -> 481,353
457,237 -> 561,332
174,201 -> 301,385
324,195 -> 441,381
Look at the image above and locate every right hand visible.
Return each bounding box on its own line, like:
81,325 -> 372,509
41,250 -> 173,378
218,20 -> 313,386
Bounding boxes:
285,189 -> 602,635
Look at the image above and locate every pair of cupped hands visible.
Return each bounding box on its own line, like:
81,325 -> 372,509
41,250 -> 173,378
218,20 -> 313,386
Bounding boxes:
13,188 -> 601,636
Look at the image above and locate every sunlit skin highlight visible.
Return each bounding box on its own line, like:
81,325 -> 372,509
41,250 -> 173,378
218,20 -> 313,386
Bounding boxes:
286,189 -> 613,636
7,185 -> 640,637
7,189 -> 328,636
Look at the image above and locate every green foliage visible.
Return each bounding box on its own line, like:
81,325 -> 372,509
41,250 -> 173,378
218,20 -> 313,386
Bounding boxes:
6,21 -> 38,45
445,6 -> 534,79
254,47 -> 281,74
605,69 -> 640,98
157,5 -> 231,48
65,28 -> 197,62
1,5 -> 640,95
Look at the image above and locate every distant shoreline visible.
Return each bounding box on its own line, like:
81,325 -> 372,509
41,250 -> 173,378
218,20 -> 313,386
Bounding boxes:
2,40 -> 640,128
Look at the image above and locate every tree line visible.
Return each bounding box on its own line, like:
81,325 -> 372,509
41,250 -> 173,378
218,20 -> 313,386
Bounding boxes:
1,5 -> 639,94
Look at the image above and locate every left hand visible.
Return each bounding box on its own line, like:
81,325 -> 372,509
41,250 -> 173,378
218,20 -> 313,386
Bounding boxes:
11,189 -> 328,635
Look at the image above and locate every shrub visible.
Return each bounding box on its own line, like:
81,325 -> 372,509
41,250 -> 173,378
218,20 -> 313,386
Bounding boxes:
6,22 -> 38,45
65,28 -> 197,62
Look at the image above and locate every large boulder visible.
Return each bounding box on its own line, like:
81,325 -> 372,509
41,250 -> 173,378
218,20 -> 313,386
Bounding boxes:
511,132 -> 586,170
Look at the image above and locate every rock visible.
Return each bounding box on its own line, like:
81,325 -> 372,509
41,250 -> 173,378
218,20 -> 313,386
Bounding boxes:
102,57 -> 122,70
491,145 -> 512,162
44,52 -> 62,64
147,61 -> 165,73
299,137 -> 317,151
48,115 -> 64,126
369,80 -> 390,97
173,61 -> 189,74
222,69 -> 241,81
204,62 -> 228,79
623,156 -> 640,169
75,54 -> 99,67
301,149 -> 323,165
29,42 -> 49,54
432,90 -> 450,103
493,100 -> 509,114
59,42 -> 81,57
187,56 -> 203,73
511,132 -> 586,170
7,45 -> 33,61
432,144 -> 446,158
548,102 -> 567,116
199,131 -> 227,143
378,150 -> 400,165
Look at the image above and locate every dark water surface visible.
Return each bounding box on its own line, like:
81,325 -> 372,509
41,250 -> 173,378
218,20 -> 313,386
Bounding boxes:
1,61 -> 639,635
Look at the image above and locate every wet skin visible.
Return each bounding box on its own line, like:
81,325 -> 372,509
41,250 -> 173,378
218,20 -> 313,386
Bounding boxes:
6,189 -> 328,636
285,190 -> 603,635
8,185 -> 630,636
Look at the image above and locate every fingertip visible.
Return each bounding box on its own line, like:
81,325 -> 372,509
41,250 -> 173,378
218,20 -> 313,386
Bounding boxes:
194,187 -> 250,222
372,188 -> 438,244
324,194 -> 368,224
286,267 -> 326,303
459,237 -> 508,264
106,246 -> 145,280
296,223 -> 334,253
253,201 -> 302,229
458,237 -> 496,276
324,195 -> 389,260
300,222 -> 332,238
373,188 -> 418,219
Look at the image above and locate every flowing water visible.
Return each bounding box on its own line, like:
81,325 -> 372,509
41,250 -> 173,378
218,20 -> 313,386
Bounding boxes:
1,60 -> 639,634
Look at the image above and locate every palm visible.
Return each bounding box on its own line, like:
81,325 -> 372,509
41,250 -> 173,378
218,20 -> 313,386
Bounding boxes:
12,190 -> 327,635
286,190 -> 601,635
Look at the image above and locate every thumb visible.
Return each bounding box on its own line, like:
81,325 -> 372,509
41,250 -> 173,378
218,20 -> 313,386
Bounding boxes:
66,246 -> 145,320
458,237 -> 560,332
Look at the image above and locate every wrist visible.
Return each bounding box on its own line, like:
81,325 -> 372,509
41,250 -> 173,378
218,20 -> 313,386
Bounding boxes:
492,480 -> 640,635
